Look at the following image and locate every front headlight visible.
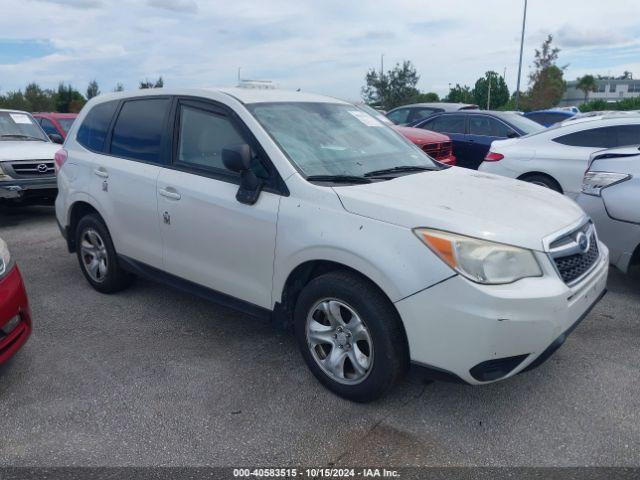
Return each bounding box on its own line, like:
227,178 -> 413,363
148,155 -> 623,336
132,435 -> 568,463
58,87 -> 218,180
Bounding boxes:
582,171 -> 631,196
0,238 -> 11,278
0,163 -> 9,180
414,228 -> 542,284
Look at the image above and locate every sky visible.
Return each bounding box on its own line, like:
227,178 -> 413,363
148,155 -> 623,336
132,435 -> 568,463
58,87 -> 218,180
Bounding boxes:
0,0 -> 639,101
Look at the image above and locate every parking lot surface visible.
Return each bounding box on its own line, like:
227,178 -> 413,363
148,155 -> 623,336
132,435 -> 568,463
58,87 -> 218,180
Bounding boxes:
1,206 -> 639,467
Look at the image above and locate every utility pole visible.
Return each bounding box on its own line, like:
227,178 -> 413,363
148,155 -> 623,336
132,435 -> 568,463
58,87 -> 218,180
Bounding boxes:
515,0 -> 528,110
237,67 -> 242,83
380,54 -> 384,77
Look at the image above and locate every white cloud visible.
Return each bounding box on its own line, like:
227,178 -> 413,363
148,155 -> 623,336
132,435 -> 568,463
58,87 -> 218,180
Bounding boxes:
1,0 -> 638,99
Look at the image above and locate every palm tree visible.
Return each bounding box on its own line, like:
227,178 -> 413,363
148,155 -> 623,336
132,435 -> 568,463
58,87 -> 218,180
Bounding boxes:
576,75 -> 598,104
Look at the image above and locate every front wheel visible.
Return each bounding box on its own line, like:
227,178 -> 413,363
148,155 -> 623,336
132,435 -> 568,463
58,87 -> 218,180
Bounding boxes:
294,271 -> 408,402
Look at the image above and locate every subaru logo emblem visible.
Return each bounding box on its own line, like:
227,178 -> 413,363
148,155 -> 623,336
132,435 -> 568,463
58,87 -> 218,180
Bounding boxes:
576,232 -> 589,253
37,163 -> 48,173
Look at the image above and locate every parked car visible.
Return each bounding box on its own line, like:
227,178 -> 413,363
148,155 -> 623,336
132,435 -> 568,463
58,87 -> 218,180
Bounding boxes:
33,112 -> 78,142
386,102 -> 478,126
0,237 -> 32,366
413,111 -> 544,170
357,104 -> 455,165
479,115 -> 640,197
56,88 -> 608,401
524,109 -> 576,127
578,145 -> 640,275
0,109 -> 60,205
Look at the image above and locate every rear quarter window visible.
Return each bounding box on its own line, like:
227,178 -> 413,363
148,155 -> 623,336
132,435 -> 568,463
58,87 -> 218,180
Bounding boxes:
77,101 -> 119,152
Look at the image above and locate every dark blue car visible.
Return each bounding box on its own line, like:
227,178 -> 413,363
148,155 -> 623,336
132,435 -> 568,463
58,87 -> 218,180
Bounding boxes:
412,111 -> 544,170
523,109 -> 576,127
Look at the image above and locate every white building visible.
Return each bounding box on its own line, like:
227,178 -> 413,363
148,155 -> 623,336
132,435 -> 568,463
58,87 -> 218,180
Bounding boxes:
560,78 -> 640,106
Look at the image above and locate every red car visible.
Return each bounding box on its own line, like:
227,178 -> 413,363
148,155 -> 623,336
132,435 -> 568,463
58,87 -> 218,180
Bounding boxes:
356,104 -> 456,166
32,112 -> 78,143
0,238 -> 31,365
393,126 -> 456,166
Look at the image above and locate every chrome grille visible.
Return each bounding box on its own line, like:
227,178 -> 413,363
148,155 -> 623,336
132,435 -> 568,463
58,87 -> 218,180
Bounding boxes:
549,222 -> 600,285
422,141 -> 452,160
6,160 -> 55,178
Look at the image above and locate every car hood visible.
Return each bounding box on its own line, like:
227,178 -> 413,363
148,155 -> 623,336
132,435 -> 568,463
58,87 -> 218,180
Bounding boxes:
393,126 -> 450,145
0,141 -> 59,161
334,167 -> 585,251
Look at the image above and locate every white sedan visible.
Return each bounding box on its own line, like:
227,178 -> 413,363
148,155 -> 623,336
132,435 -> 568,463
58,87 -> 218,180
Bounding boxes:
479,114 -> 640,198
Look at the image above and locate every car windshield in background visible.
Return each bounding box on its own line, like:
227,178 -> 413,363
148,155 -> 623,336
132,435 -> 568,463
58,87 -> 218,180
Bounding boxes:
58,118 -> 75,133
0,112 -> 48,141
248,102 -> 439,178
497,112 -> 545,135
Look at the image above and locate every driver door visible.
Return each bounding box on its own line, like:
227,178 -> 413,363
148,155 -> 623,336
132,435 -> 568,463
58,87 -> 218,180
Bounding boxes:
157,98 -> 281,309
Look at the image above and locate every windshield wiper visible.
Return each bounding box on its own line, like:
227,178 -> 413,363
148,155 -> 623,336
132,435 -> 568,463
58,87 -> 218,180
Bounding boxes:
364,165 -> 434,177
306,174 -> 372,184
0,134 -> 46,142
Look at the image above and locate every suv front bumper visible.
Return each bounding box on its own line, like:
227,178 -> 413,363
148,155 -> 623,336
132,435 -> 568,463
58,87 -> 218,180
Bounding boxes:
396,242 -> 609,385
0,177 -> 57,199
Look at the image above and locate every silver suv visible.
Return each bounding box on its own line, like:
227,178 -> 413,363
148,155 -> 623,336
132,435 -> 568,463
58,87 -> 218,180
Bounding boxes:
0,109 -> 60,204
578,145 -> 640,274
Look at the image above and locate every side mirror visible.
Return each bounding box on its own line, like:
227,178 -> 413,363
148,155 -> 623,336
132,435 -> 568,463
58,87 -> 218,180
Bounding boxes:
507,131 -> 520,138
49,133 -> 64,144
222,144 -> 263,205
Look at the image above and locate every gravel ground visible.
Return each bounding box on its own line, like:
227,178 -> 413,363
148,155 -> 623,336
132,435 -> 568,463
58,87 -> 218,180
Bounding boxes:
0,206 -> 639,467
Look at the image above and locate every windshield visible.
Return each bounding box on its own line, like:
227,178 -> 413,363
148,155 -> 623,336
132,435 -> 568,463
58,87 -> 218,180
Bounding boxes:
248,102 -> 439,177
0,111 -> 48,141
498,112 -> 545,135
58,118 -> 75,133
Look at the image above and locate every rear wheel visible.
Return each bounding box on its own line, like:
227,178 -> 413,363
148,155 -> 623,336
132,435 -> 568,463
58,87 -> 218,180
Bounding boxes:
294,271 -> 408,402
75,214 -> 134,293
520,173 -> 562,193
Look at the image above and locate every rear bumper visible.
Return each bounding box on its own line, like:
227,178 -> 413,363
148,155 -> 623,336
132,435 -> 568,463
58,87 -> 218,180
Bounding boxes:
0,266 -> 32,365
397,243 -> 609,385
0,177 -> 57,199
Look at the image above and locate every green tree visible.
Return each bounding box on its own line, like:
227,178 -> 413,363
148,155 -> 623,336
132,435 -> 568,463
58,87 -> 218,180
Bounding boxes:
362,60 -> 420,110
445,83 -> 474,103
410,91 -> 439,103
472,71 -> 509,109
113,83 -> 124,92
0,90 -> 29,111
86,80 -> 100,99
139,76 -> 164,89
576,75 -> 597,104
55,83 -> 86,113
526,35 -> 567,110
24,83 -> 56,111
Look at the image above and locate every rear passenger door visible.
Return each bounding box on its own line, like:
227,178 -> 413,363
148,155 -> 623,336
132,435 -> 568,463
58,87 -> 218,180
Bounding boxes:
91,96 -> 171,268
157,98 -> 281,309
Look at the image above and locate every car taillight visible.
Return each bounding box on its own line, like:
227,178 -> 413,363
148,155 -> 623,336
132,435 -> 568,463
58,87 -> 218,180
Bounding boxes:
484,152 -> 504,162
54,149 -> 68,171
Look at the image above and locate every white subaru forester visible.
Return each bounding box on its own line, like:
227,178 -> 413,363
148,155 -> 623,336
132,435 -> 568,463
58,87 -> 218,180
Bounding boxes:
55,88 -> 609,401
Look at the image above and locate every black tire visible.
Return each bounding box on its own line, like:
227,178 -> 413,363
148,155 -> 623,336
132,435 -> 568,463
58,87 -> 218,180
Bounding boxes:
521,173 -> 562,193
75,214 -> 134,294
294,271 -> 408,402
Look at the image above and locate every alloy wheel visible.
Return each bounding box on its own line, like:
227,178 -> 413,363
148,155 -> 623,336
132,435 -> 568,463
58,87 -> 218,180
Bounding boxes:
80,228 -> 109,283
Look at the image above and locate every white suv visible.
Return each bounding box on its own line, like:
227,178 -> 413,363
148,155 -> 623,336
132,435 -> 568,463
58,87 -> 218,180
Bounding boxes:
56,88 -> 609,401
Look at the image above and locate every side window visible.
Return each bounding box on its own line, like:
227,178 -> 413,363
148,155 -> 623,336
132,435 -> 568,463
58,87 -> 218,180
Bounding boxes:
177,105 -> 269,179
386,108 -> 410,125
40,118 -> 58,136
553,127 -> 618,148
110,98 -> 170,163
614,125 -> 640,147
77,101 -> 119,152
411,108 -> 437,122
428,115 -> 466,134
468,116 -> 493,136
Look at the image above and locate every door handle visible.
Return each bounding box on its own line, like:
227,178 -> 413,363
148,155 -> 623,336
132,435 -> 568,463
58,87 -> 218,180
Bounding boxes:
158,188 -> 181,200
94,168 -> 109,178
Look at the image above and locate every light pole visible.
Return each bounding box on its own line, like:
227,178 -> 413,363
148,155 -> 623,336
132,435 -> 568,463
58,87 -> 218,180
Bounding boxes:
515,0 -> 528,110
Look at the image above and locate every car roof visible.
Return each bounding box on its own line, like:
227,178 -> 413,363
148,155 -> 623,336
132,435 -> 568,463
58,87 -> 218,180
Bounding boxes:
390,102 -> 477,111
87,87 -> 349,106
0,108 -> 32,115
560,112 -> 640,126
33,112 -> 78,118
525,109 -> 574,115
